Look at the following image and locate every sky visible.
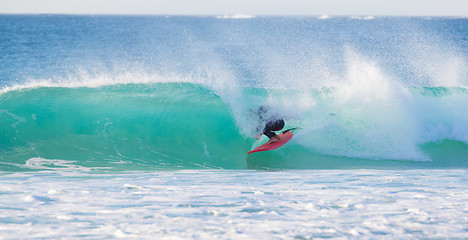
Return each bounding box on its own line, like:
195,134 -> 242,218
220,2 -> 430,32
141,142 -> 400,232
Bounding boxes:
0,0 -> 467,16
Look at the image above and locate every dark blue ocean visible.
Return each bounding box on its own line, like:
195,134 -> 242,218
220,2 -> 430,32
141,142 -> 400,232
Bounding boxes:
0,15 -> 467,238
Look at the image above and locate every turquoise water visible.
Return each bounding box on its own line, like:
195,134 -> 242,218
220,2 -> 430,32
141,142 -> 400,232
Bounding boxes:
1,84 -> 468,170
0,15 -> 467,238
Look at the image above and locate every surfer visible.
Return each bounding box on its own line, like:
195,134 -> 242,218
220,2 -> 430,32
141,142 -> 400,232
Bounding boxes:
254,106 -> 285,143
260,119 -> 285,143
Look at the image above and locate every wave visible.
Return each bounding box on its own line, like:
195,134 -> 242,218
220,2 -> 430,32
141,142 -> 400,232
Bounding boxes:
216,14 -> 255,19
1,80 -> 467,171
0,83 -> 248,170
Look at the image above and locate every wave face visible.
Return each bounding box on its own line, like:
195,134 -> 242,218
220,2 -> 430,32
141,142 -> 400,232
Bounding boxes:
0,84 -> 251,170
0,15 -> 468,170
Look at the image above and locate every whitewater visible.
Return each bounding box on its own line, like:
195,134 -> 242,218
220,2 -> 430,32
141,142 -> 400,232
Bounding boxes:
0,15 -> 467,239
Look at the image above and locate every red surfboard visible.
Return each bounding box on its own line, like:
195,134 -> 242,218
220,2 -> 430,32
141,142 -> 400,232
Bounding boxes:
248,131 -> 293,154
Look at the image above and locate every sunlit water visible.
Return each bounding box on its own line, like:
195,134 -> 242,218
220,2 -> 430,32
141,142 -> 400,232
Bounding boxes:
1,15 -> 467,239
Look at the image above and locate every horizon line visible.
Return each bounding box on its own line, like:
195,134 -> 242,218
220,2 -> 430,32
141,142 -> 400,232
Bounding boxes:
0,12 -> 467,18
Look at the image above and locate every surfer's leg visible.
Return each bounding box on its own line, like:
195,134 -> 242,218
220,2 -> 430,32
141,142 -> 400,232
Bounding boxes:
264,130 -> 277,139
265,132 -> 280,143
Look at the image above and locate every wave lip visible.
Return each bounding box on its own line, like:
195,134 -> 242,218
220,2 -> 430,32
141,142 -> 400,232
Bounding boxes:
0,72 -> 194,95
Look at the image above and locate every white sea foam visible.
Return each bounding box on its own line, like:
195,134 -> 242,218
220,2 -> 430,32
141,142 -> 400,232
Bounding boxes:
0,170 -> 466,239
23,157 -> 107,171
0,110 -> 26,128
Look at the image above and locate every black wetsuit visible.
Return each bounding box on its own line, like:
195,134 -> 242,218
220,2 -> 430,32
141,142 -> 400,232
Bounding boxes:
256,106 -> 285,139
263,119 -> 285,139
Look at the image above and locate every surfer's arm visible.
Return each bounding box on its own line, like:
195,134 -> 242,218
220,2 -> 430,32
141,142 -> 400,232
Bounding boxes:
255,131 -> 279,143
254,132 -> 263,140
